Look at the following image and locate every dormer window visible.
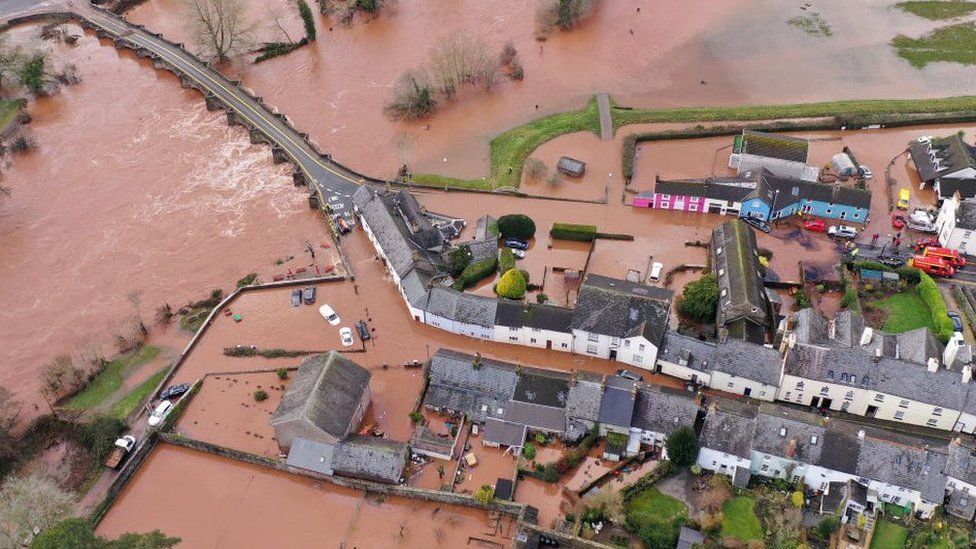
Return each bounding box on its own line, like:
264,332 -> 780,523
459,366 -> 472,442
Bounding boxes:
779,427 -> 787,437
810,435 -> 818,445
827,370 -> 834,380
716,247 -> 723,255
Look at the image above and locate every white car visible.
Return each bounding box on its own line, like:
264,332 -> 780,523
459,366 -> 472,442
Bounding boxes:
147,400 -> 173,427
827,225 -> 858,239
649,262 -> 664,282
319,304 -> 340,326
510,248 -> 526,259
339,327 -> 355,347
859,165 -> 873,179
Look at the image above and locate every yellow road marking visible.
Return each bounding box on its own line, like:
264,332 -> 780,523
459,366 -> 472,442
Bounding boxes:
87,11 -> 362,187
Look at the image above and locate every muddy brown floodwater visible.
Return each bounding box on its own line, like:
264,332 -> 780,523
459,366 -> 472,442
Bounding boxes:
0,24 -> 329,422
97,444 -> 515,547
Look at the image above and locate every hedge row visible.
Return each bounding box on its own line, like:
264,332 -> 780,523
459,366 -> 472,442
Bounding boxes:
499,247 -> 516,274
917,271 -> 955,343
451,258 -> 498,290
550,223 -> 598,242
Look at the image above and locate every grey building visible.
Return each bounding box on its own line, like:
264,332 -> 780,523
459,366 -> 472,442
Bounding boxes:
332,435 -> 410,484
424,349 -> 518,423
711,219 -> 771,344
910,134 -> 976,200
271,352 -> 372,452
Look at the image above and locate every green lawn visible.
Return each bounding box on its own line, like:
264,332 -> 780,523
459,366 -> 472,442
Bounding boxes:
896,1 -> 976,20
0,99 -> 22,132
721,496 -> 763,543
868,289 -> 935,333
110,366 -> 169,420
893,23 -> 976,67
625,488 -> 687,528
413,94 -> 976,191
65,346 -> 161,410
871,520 -> 908,549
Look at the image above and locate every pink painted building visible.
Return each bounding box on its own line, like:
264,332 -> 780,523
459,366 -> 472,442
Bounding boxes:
633,191 -> 707,212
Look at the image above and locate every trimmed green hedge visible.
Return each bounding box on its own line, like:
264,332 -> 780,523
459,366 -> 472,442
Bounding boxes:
499,247 -> 516,274
550,223 -> 598,242
917,271 -> 955,342
851,261 -> 921,284
452,258 -> 498,290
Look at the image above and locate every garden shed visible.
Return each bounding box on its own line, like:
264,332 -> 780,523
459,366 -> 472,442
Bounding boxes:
557,156 -> 586,178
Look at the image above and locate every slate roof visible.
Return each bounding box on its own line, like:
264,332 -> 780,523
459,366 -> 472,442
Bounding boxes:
271,352 -> 371,441
759,170 -> 872,210
739,130 -> 810,163
425,286 -> 498,328
495,478 -> 514,501
475,215 -> 497,241
597,376 -> 638,428
494,300 -> 574,333
565,372 -> 604,423
699,399 -> 759,459
484,418 -> 528,447
332,435 -> 409,484
752,405 -> 827,464
816,429 -> 862,475
784,343 -> 968,410
653,176 -> 760,202
711,339 -> 782,386
504,401 -> 566,432
571,274 -> 672,344
631,384 -> 700,435
425,349 -> 519,422
948,490 -> 976,521
947,441 -> 976,486
910,134 -> 976,183
856,433 -> 948,503
955,198 -> 976,231
513,369 -> 571,408
677,527 -> 705,549
712,220 -> 770,340
467,237 -> 499,263
353,187 -> 447,279
657,331 -> 717,373
285,437 -> 336,476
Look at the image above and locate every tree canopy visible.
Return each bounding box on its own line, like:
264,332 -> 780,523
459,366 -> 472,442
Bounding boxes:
497,214 -> 536,240
495,269 -> 527,299
665,426 -> 699,468
678,273 -> 719,323
31,517 -> 180,549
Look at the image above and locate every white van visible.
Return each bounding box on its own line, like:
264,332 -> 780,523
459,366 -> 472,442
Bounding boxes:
148,400 -> 173,427
649,262 -> 664,282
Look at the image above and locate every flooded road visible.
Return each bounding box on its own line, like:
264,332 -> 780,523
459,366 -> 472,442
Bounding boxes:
97,444 -> 513,547
0,25 -> 328,420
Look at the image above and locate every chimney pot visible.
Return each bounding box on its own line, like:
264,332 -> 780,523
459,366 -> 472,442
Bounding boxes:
857,430 -> 865,440
927,357 -> 940,373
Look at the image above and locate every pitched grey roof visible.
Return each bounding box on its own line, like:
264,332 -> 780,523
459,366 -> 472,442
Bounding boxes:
468,237 -> 499,263
759,170 -> 872,210
856,434 -> 947,503
752,405 -> 827,464
948,489 -> 976,521
653,176 -> 760,203
947,441 -> 976,486
332,435 -> 409,484
400,269 -> 432,310
513,370 -> 571,408
354,187 -> 447,279
503,401 -> 566,432
565,372 -> 603,423
598,376 -> 638,428
571,274 -> 672,344
631,384 -> 700,435
699,399 -> 759,459
475,215 -> 497,241
425,287 -> 498,328
657,331 -> 717,373
677,527 -> 705,549
484,418 -> 528,447
712,220 -> 770,341
494,300 -> 574,333
711,339 -> 782,386
894,328 -> 944,366
955,199 -> 976,231
425,349 -> 518,422
285,437 -> 336,476
739,130 -> 809,163
271,352 -> 371,440
784,343 -> 968,410
910,133 -> 976,183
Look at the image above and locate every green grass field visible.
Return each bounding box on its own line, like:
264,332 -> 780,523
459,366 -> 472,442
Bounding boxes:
111,366 -> 169,420
893,23 -> 976,67
870,520 -> 908,549
868,289 -> 935,333
625,487 -> 687,528
412,94 -> 976,191
65,346 -> 161,411
897,1 -> 976,20
721,496 -> 764,543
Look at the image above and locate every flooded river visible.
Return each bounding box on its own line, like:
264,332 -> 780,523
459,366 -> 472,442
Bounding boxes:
0,25 -> 328,421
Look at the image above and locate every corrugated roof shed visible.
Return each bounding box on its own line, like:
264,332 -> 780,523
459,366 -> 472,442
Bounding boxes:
332,435 -> 409,484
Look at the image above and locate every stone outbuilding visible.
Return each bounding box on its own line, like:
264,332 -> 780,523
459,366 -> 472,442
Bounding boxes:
271,352 -> 371,452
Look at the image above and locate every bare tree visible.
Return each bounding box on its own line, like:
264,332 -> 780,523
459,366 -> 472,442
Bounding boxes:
428,32 -> 496,97
0,473 -> 76,546
385,68 -> 437,120
267,6 -> 295,43
183,0 -> 254,62
584,485 -> 624,524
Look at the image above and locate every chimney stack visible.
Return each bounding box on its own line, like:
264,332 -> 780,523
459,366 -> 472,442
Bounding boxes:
927,357 -> 940,373
873,347 -> 882,363
828,318 -> 836,340
860,327 -> 874,347
944,336 -> 963,370
857,430 -> 865,440
786,437 -> 798,459
964,365 -> 973,384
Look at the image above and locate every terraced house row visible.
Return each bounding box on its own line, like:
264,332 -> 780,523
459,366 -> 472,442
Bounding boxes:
353,187 -> 976,439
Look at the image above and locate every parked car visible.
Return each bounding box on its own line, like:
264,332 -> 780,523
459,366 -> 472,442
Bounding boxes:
742,216 -> 771,234
159,383 -> 190,401
503,238 -> 529,250
803,219 -> 826,233
319,304 -> 340,325
859,165 -> 873,179
949,312 -> 964,333
290,289 -> 301,307
356,320 -> 371,341
897,188 -> 910,210
339,327 -> 355,347
615,369 -> 644,382
827,225 -> 858,239
649,262 -> 664,282
302,286 -> 316,305
891,213 -> 905,230
510,248 -> 526,259
147,400 -> 173,427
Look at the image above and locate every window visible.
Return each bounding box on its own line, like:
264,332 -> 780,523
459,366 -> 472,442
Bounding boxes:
840,211 -> 847,220
633,354 -> 643,365
779,427 -> 787,437
820,386 -> 829,395
927,418 -> 938,427
660,194 -> 670,199
509,336 -> 518,341
588,333 -> 599,342
810,435 -> 819,445
899,399 -> 910,409
761,464 -> 769,472
785,391 -> 792,400
845,391 -> 854,401
827,370 -> 834,380
719,268 -> 725,276
841,373 -> 849,382
638,344 -> 646,351
874,394 -> 884,403
796,381 -> 805,391
895,411 -> 905,420
727,382 -> 735,389
690,203 -> 698,212
850,375 -> 856,385
721,289 -> 727,297
586,344 -> 598,354
530,338 -> 537,344
561,343 -> 568,349
862,376 -> 869,386
624,340 -> 631,348
934,407 -> 943,417
716,247 -> 723,255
